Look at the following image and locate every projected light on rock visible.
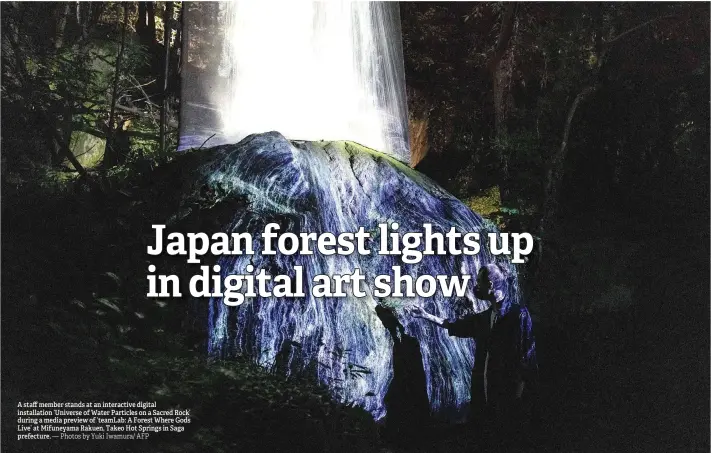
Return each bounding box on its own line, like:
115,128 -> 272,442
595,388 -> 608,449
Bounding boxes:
180,2 -> 410,164
199,132 -> 521,421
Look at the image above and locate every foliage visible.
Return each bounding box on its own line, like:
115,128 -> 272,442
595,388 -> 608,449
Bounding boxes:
1,1 -> 179,181
404,2 -> 709,226
1,150 -> 380,453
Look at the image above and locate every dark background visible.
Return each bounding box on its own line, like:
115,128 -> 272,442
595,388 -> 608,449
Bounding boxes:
2,2 -> 709,452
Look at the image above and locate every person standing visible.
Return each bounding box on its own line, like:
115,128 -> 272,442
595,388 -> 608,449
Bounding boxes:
411,263 -> 538,451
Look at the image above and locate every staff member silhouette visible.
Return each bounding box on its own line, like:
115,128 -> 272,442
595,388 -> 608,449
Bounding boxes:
412,263 -> 538,451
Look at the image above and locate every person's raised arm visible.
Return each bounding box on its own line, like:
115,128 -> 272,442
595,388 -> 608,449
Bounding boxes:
411,304 -> 487,339
410,305 -> 447,327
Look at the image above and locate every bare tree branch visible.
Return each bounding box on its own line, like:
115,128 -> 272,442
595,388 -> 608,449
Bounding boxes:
538,85 -> 598,248
115,104 -> 178,128
605,14 -> 676,47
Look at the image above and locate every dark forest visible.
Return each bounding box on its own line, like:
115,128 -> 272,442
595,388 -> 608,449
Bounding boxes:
2,2 -> 709,452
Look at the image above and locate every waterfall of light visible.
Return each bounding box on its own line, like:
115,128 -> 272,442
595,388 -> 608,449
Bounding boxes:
179,2 -> 410,164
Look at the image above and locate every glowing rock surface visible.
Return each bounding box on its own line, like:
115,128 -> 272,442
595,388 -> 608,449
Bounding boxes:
203,132 -> 520,420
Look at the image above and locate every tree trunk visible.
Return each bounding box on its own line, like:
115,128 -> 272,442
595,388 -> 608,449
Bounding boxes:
104,4 -> 130,167
89,3 -> 105,31
488,3 -> 518,203
160,1 -> 173,155
147,2 -> 156,43
138,2 -> 157,46
54,3 -> 70,49
492,48 -> 516,201
174,3 -> 183,73
137,2 -> 147,40
75,2 -> 88,41
538,85 -> 597,244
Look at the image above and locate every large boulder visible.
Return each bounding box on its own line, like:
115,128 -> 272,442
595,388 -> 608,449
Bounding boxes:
198,131 -> 520,420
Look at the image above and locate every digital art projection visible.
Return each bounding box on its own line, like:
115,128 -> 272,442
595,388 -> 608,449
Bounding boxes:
180,2 -> 520,421
198,133 -> 521,420
3,0 -> 708,451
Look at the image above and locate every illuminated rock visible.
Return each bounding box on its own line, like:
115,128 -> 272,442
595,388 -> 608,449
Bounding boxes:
201,132 -> 521,420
